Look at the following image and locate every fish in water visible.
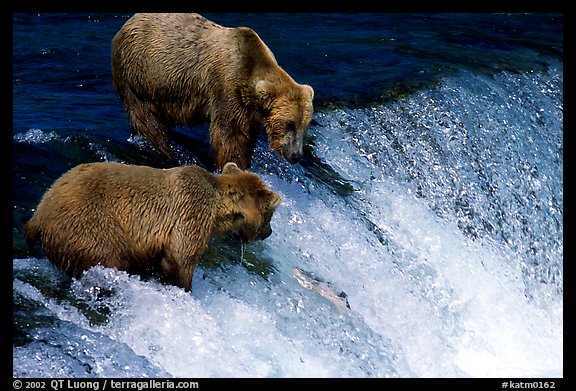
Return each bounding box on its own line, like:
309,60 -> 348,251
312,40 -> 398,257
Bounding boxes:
292,267 -> 351,310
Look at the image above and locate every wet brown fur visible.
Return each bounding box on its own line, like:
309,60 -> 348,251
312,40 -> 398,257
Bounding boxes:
111,13 -> 314,169
24,162 -> 281,291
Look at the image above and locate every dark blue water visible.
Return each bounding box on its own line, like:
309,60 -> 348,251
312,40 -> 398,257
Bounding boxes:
13,13 -> 563,378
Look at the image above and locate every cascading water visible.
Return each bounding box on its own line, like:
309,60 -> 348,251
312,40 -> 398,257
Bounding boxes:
13,64 -> 562,378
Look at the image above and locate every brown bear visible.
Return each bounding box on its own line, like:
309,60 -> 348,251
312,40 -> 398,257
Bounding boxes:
111,13 -> 314,170
24,161 -> 281,292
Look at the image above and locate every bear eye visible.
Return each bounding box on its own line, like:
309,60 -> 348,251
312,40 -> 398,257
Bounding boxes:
285,121 -> 296,133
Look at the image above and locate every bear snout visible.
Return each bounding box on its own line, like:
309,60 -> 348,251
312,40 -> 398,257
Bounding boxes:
281,144 -> 303,164
256,224 -> 273,240
237,224 -> 271,243
284,150 -> 303,164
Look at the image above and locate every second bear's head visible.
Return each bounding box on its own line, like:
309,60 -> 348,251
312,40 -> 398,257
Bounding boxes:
216,162 -> 282,242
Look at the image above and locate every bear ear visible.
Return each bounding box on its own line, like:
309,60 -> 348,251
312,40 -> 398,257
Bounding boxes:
255,79 -> 276,102
302,84 -> 314,100
222,162 -> 242,175
257,189 -> 282,211
269,192 -> 282,209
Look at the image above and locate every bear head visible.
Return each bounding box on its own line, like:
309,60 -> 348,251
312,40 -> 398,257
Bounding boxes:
255,78 -> 314,164
217,162 -> 282,242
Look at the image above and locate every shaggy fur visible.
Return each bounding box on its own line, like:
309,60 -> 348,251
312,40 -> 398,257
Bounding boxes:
111,13 -> 314,169
25,162 -> 281,291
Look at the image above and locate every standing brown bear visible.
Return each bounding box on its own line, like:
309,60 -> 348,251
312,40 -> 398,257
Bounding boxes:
24,161 -> 281,292
111,13 -> 315,169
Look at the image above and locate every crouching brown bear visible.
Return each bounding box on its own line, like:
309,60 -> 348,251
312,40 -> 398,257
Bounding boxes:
24,161 -> 281,291
111,13 -> 315,169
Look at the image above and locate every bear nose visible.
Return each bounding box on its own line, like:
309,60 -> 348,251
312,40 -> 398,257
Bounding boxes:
285,150 -> 303,164
257,225 -> 272,240
280,142 -> 303,164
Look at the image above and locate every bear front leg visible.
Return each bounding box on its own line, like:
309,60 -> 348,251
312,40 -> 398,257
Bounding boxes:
209,121 -> 254,170
161,229 -> 208,292
160,255 -> 195,292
